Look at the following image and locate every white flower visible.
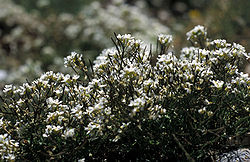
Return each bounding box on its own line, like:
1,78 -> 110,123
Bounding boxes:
157,53 -> 177,63
0,118 -> 4,127
129,97 -> 145,107
112,135 -> 121,142
198,107 -> 206,114
124,65 -> 137,75
3,85 -> 14,93
210,39 -> 230,48
64,52 -> 83,68
72,75 -> 80,80
0,134 -> 8,142
117,34 -> 133,41
204,99 -> 213,105
55,88 -> 63,95
62,74 -> 71,83
186,25 -> 207,41
46,97 -> 62,106
78,158 -> 85,162
207,111 -> 213,117
158,34 -> 173,45
143,78 -> 154,86
3,154 -> 15,160
184,88 -> 191,94
104,107 -> 111,115
63,128 -> 75,138
211,80 -> 224,89
85,122 -> 101,135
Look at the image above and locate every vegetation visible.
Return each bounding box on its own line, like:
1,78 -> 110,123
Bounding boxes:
0,26 -> 249,161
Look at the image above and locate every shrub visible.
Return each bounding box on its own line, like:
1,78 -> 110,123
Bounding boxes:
0,25 -> 249,161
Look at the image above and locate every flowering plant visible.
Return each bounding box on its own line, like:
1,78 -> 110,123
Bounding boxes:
0,26 -> 249,161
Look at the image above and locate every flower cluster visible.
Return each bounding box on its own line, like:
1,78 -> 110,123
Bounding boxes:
158,34 -> 173,45
186,25 -> 207,47
158,34 -> 173,54
0,118 -> 19,160
0,70 -> 91,160
0,25 -> 249,161
64,52 -> 85,69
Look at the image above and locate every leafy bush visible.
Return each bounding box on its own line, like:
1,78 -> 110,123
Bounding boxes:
0,26 -> 249,161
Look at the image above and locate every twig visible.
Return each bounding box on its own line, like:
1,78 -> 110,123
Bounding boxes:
172,134 -> 195,162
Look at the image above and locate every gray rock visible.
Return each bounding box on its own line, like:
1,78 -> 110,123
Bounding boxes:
217,149 -> 250,162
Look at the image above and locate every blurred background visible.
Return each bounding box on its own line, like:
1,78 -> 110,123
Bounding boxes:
0,0 -> 249,90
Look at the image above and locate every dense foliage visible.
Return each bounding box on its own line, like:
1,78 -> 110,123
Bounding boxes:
0,26 -> 249,161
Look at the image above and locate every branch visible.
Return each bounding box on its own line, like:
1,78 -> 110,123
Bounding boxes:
172,134 -> 195,162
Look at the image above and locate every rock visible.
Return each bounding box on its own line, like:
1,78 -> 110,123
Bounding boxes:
218,148 -> 250,162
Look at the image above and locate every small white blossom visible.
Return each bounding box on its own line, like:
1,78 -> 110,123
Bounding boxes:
211,80 -> 224,89
62,74 -> 71,83
186,25 -> 207,41
3,85 -> 14,93
64,52 -> 83,68
78,158 -> 85,162
198,107 -> 206,114
46,97 -> 62,106
129,97 -> 145,107
158,34 -> 173,45
63,128 -> 75,138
